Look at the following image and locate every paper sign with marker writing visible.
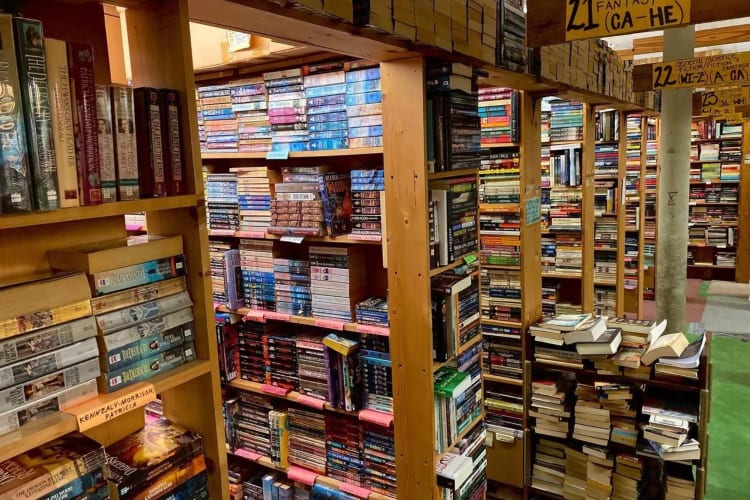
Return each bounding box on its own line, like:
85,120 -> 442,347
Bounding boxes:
234,448 -> 262,461
700,87 -> 750,116
359,409 -> 394,427
340,482 -> 371,498
565,0 -> 690,41
264,311 -> 291,322
69,383 -> 156,431
261,384 -> 291,396
356,324 -> 390,336
315,318 -> 346,330
287,466 -> 318,485
653,51 -> 750,90
296,394 -> 327,410
244,310 -> 266,322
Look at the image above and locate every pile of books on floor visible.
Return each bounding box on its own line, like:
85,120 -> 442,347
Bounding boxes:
351,168 -> 385,237
49,236 -> 195,394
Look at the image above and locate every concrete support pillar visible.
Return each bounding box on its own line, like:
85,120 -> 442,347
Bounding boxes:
656,26 -> 695,332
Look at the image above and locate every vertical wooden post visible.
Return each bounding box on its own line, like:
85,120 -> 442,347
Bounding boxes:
615,111 -> 627,317
736,120 -> 750,283
381,57 -> 436,499
581,103 -> 596,312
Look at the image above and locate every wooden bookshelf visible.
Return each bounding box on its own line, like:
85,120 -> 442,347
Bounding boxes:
737,120 -> 750,283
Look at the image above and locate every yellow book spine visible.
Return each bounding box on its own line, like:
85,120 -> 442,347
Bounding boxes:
0,299 -> 92,340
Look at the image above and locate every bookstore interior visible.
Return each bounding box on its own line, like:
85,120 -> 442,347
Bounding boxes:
2,0 -> 750,499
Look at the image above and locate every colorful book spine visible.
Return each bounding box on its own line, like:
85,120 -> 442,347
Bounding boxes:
67,41 -> 102,205
95,85 -> 116,202
161,88 -> 185,196
0,316 -> 97,368
38,467 -> 106,500
0,14 -> 32,212
111,85 -> 139,200
134,87 -> 167,197
14,17 -> 58,210
101,322 -> 194,371
44,38 -> 79,208
91,254 -> 186,296
99,342 -> 195,393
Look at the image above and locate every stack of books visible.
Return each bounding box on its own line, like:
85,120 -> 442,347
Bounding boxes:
698,143 -> 720,161
310,246 -> 366,322
548,99 -> 583,142
583,446 -> 614,500
288,407 -> 327,473
265,68 -> 308,153
555,234 -> 583,274
477,87 -> 519,145
479,210 -> 521,266
531,438 -> 566,496
360,332 -> 392,413
427,89 -> 482,172
206,172 -> 240,232
573,383 -> 611,446
274,257 -> 312,316
295,334 -> 328,401
498,0 -> 527,71
305,69 -> 348,151
434,358 -> 483,453
351,169 -> 385,237
626,113 -> 642,141
563,446 -> 587,499
612,454 -> 643,500
346,65 -> 383,149
199,83 -> 238,153
325,412 -> 365,485
483,338 -> 522,380
227,391 -> 274,457
530,376 -> 572,439
363,421 -> 397,497
0,434 -> 106,498
323,333 -> 362,411
594,286 -> 617,317
431,272 -> 481,362
594,180 -> 618,215
355,297 -> 389,327
542,282 -> 560,315
232,78 -> 271,153
209,239 -> 242,308
541,236 -> 557,273
49,237 -> 195,394
548,187 -> 582,230
264,333 -> 299,391
594,252 -> 617,282
107,419 -> 206,499
665,463 -> 697,500
0,273 -> 101,434
239,239 -> 276,311
232,166 -> 274,232
484,386 -> 523,433
720,162 -> 741,181
480,268 -> 522,322
596,110 -> 619,142
237,321 -> 266,383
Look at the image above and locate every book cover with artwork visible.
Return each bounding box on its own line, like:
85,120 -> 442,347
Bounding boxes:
318,172 -> 351,236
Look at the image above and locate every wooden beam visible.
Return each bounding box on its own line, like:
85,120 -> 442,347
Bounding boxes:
617,24 -> 750,60
528,0 -> 750,48
633,64 -> 656,93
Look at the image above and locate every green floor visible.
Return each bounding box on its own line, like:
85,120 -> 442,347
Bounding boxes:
706,336 -> 750,499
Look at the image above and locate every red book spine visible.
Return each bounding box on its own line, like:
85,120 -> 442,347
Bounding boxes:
67,42 -> 102,205
160,89 -> 185,196
134,87 -> 166,197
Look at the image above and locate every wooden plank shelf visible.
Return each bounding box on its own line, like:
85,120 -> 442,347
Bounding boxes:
202,147 -> 383,160
483,374 -> 523,386
429,253 -> 479,277
207,230 -> 382,245
482,264 -> 522,270
427,168 -> 479,180
541,272 -> 583,279
0,195 -> 199,230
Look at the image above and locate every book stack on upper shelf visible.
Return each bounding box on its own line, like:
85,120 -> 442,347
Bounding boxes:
0,14 -> 187,214
688,117 -> 743,277
478,87 -> 519,146
48,236 -> 195,394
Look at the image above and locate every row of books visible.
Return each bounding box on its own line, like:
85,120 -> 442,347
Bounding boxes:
219,318 -> 392,414
478,87 -> 520,145
542,234 -> 583,275
688,162 -> 740,182
432,270 -> 481,363
436,420 -> 488,500
434,355 -> 484,454
197,60 -> 383,154
0,14 -> 186,213
0,419 -> 207,500
429,176 -> 480,268
224,389 -> 397,498
692,118 -> 742,140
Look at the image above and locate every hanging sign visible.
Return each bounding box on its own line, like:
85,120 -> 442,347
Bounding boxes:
653,52 -> 750,90
565,0 -> 690,41
700,87 -> 750,116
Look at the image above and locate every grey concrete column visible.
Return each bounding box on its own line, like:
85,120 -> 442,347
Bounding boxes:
656,25 -> 695,332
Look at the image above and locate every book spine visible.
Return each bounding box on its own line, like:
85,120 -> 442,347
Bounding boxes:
95,290 -> 193,334
95,85 -> 116,202
134,87 -> 166,197
0,299 -> 93,340
0,316 -> 97,367
100,308 -> 194,352
44,38 -> 79,208
67,41 -> 102,205
111,85 -> 139,200
38,466 -> 106,500
160,88 -> 185,196
91,254 -> 186,296
89,276 -> 187,315
14,17 -> 58,210
0,14 -> 32,212
99,343 -> 194,393
101,321 -> 194,372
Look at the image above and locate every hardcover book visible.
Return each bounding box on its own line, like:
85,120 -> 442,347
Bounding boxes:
111,85 -> 140,200
95,85 -> 117,202
44,38 -> 79,208
67,41 -> 102,205
0,13 -> 33,212
160,89 -> 185,196
14,17 -> 58,210
134,87 -> 166,197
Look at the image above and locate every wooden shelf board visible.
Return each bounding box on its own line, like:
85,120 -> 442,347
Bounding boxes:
429,253 -> 478,277
435,412 -> 485,463
0,195 -> 199,230
457,335 -> 484,356
483,143 -> 520,148
482,264 -> 521,271
208,230 -> 382,245
594,280 -> 617,286
202,147 -> 383,160
427,168 -> 478,180
228,449 -> 395,500
541,272 -> 583,279
483,374 -> 523,386
214,305 -> 390,336
482,319 -> 523,328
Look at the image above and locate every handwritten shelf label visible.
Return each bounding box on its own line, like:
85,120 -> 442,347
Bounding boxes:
243,310 -> 266,323
264,311 -> 291,322
700,87 -> 750,116
68,383 -> 156,431
261,384 -> 291,397
347,233 -> 382,242
654,51 -> 750,90
314,318 -> 346,331
566,0 -> 690,41
235,231 -> 266,239
358,409 -> 394,427
295,394 -> 327,410
280,235 -> 305,244
287,466 -> 318,486
356,324 -> 390,337
234,448 -> 262,461
339,483 -> 371,498
266,150 -> 290,160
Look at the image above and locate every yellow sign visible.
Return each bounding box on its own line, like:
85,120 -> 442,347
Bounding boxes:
700,87 -> 750,116
654,52 -> 750,90
69,383 -> 156,431
565,0 -> 690,41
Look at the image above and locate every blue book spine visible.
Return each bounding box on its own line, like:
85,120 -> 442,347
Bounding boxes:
310,130 -> 348,140
39,467 -> 106,500
346,67 -> 380,83
262,474 -> 278,500
103,322 -> 194,371
307,104 -> 348,116
305,83 -> 347,98
159,471 -> 209,500
93,255 -> 186,296
308,121 -> 348,132
346,79 -> 381,94
309,138 -> 349,151
345,91 -> 382,106
349,125 -> 383,138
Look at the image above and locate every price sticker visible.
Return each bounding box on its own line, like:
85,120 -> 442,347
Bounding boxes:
296,394 -> 327,410
264,311 -> 291,322
314,318 -> 346,331
463,254 -> 478,265
261,384 -> 291,396
288,466 -> 318,486
234,448 -> 262,461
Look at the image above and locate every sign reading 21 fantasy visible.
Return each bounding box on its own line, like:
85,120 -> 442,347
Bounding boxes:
565,0 -> 691,41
